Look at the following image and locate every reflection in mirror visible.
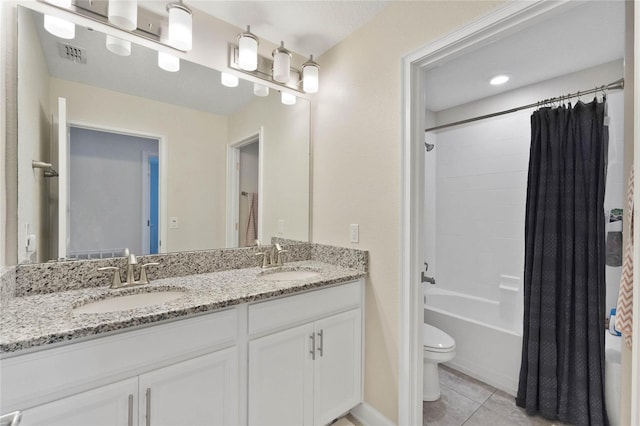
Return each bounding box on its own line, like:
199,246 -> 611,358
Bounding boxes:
17,5 -> 310,264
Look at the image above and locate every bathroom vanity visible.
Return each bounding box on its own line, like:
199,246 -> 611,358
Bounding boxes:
0,261 -> 365,426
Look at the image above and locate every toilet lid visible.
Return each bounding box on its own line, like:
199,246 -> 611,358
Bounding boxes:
423,324 -> 455,351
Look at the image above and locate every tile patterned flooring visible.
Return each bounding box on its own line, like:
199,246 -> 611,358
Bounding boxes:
423,366 -> 568,426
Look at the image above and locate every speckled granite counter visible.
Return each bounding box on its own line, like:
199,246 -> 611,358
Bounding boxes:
0,261 -> 365,354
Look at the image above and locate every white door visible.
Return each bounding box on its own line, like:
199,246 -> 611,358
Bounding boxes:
20,378 -> 138,426
248,323 -> 315,426
51,97 -> 69,260
138,349 -> 238,426
313,309 -> 362,426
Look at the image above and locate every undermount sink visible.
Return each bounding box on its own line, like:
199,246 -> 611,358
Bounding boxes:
73,290 -> 185,314
258,270 -> 321,281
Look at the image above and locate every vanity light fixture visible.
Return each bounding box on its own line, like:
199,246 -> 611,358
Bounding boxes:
167,1 -> 193,51
221,72 -> 239,88
490,74 -> 509,85
254,83 -> 269,97
302,55 -> 319,94
44,0 -> 75,40
158,51 -> 180,72
106,34 -> 131,56
272,41 -> 292,83
281,91 -> 296,105
108,0 -> 138,31
238,25 -> 259,71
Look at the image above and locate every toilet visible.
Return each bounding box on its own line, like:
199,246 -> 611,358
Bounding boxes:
423,323 -> 456,401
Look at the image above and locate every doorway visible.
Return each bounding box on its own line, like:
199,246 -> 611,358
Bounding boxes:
68,126 -> 159,258
400,1 -> 635,424
226,129 -> 263,248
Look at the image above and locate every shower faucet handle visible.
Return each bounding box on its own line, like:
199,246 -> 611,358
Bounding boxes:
424,262 -> 429,271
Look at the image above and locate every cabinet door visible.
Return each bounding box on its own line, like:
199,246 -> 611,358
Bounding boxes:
138,348 -> 238,426
313,309 -> 362,426
20,377 -> 138,426
248,323 -> 315,426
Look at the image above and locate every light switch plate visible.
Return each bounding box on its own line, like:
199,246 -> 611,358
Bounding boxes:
350,224 -> 359,243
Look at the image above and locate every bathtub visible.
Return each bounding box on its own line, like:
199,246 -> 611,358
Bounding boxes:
424,287 -> 523,395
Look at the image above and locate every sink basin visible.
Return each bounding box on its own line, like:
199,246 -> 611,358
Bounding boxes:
73,291 -> 185,314
258,270 -> 320,281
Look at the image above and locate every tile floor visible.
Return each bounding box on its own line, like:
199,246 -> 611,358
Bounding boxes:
423,366 -> 568,426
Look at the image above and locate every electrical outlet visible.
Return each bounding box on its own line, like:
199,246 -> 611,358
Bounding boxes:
350,224 -> 359,243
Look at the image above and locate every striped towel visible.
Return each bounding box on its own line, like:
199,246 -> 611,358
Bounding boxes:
616,167 -> 633,349
245,193 -> 258,247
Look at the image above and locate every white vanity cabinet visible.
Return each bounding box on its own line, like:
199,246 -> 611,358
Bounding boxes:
2,309 -> 238,426
247,281 -> 363,426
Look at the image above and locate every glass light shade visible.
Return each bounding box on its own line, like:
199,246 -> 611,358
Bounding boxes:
221,72 -> 239,88
490,75 -> 509,85
106,35 -> 131,56
253,83 -> 269,97
302,62 -> 319,93
108,0 -> 138,31
44,15 -> 75,39
168,4 -> 192,51
272,42 -> 291,83
239,38 -> 258,71
45,0 -> 71,7
281,92 -> 296,105
158,51 -> 180,72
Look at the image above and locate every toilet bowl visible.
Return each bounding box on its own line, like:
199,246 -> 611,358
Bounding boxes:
423,323 -> 456,401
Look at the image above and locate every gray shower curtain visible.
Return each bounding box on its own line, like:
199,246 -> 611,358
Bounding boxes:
516,99 -> 609,426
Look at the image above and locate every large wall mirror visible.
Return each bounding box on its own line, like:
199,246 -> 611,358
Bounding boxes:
17,5 -> 310,264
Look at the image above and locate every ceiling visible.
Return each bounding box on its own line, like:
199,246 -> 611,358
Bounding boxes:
141,1 -> 391,57
425,1 -> 626,112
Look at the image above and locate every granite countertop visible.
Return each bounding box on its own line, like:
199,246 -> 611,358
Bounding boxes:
0,261 -> 365,354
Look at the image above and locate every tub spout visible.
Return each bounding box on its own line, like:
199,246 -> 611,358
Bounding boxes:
422,272 -> 436,285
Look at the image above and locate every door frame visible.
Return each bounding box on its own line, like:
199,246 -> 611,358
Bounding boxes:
399,1 -> 583,423
67,121 -> 167,255
226,128 -> 264,248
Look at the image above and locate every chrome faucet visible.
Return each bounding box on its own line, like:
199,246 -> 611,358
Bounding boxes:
98,249 -> 160,289
255,243 -> 288,269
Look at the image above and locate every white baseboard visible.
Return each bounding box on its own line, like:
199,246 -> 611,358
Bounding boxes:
350,402 -> 395,426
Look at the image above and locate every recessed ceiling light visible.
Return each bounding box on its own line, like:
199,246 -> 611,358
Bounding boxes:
490,75 -> 509,85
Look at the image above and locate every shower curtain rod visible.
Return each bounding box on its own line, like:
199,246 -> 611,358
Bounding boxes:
424,78 -> 624,133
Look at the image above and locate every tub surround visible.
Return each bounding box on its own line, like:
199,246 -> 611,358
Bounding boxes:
8,241 -> 367,297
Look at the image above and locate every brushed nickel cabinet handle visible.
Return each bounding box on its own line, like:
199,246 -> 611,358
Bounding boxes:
317,330 -> 324,357
146,388 -> 151,426
309,333 -> 316,360
127,394 -> 134,426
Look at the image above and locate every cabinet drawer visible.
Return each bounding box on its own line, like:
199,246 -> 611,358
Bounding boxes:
1,308 -> 237,413
248,280 -> 362,336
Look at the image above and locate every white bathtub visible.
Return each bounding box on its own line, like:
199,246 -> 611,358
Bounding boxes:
424,287 -> 523,395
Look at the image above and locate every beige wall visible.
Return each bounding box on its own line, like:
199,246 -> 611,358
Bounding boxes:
50,78 -> 228,253
228,93 -> 310,244
312,1 -> 502,421
17,8 -> 50,263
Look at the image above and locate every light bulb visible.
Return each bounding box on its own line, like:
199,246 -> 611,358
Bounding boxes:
44,14 -> 75,39
238,26 -> 258,71
158,51 -> 180,72
302,55 -> 319,93
221,72 -> 239,88
272,41 -> 291,83
281,92 -> 296,105
253,83 -> 269,97
167,3 -> 192,51
108,0 -> 138,31
106,35 -> 131,56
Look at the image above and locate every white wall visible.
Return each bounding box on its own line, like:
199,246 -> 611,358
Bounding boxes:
16,7 -> 50,263
312,1 -> 504,421
228,93 -> 310,244
68,127 -> 158,256
50,78 -> 229,253
432,61 -> 624,306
